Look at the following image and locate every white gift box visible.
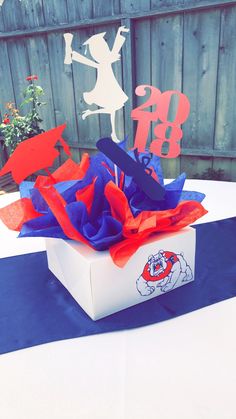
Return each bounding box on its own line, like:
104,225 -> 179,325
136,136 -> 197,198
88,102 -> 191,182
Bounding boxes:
45,227 -> 196,320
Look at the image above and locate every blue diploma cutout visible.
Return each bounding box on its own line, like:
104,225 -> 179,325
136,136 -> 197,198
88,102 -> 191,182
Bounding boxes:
96,138 -> 165,201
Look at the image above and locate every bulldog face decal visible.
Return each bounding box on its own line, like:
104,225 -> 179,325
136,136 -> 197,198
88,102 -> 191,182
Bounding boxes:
136,250 -> 193,296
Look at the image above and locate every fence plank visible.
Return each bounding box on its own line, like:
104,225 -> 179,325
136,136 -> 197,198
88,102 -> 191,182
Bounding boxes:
134,18 -> 151,94
212,157 -> 232,181
27,36 -> 56,131
6,38 -> 31,110
0,142 -> 8,170
1,1 -> 236,40
182,9 -> 221,154
21,0 -> 45,29
113,0 -> 120,15
1,0 -> 43,50
151,14 -> 183,92
0,4 -> 4,30
121,17 -> 134,146
71,27 -> 100,148
46,32 -> 78,147
108,24 -> 125,141
1,0 -> 26,115
42,0 -> 68,25
66,0 -> 93,21
1,0 -> 24,31
19,1 -> 54,132
120,0 -> 151,13
180,155 -> 212,179
160,157 -> 180,179
152,14 -> 183,177
230,159 -> 236,181
1,1 -> 30,109
46,23 -> 77,166
0,41 -> 15,118
42,0 -> 77,157
214,6 -> 236,151
93,0 -> 114,17
151,0 -> 236,14
132,17 -> 151,148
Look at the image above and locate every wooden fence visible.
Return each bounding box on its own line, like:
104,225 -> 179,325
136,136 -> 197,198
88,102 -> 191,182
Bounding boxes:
0,0 -> 236,180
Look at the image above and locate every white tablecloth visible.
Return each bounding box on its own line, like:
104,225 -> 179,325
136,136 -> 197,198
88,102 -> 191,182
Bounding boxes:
0,180 -> 235,419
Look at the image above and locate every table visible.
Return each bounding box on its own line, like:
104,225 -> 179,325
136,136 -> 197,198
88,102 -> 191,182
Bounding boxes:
0,180 -> 236,419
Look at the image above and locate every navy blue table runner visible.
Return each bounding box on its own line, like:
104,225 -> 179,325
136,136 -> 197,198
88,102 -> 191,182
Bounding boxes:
1,217 -> 236,355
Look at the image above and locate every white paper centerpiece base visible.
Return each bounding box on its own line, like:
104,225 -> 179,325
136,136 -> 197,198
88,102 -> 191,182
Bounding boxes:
46,227 -> 195,320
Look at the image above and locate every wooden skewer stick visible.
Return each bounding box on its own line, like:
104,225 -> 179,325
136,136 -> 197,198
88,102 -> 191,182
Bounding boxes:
114,164 -> 119,186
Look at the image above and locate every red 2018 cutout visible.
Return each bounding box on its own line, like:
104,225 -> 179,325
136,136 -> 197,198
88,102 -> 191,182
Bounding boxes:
131,85 -> 161,153
131,86 -> 190,158
131,85 -> 161,117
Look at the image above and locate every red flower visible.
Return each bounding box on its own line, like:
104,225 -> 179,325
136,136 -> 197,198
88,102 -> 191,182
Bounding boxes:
3,118 -> 10,124
26,75 -> 38,81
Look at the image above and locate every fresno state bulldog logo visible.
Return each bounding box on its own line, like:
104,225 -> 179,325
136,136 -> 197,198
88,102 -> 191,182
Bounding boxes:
136,250 -> 193,296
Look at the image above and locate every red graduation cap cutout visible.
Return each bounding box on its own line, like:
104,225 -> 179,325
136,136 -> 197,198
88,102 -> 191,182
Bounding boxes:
0,123 -> 71,184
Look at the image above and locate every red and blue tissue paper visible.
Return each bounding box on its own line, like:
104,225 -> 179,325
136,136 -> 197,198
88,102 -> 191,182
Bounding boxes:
0,134 -> 207,267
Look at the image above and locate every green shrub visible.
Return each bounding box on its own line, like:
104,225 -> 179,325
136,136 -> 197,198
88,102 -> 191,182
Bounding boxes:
0,75 -> 46,154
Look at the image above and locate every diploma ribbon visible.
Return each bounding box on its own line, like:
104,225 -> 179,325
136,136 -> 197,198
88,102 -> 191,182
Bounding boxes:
133,148 -> 153,176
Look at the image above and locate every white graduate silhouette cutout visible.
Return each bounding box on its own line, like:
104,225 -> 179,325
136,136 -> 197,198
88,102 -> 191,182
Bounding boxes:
64,26 -> 129,143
